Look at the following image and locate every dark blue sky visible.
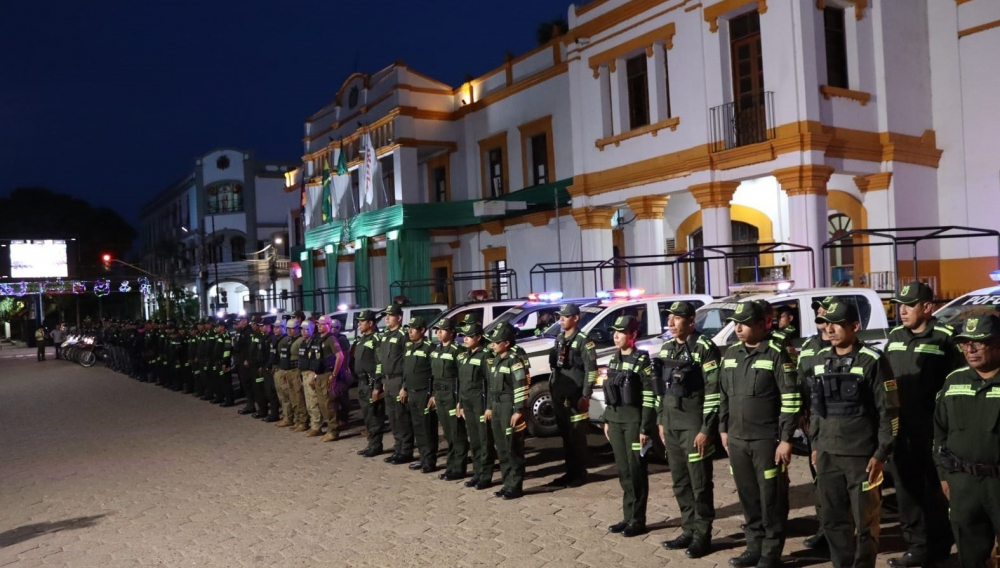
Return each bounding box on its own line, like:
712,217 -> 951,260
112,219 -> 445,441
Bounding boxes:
1,0 -> 573,225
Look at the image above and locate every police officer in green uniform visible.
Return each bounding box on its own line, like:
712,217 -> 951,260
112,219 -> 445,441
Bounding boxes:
456,321 -> 495,489
184,322 -> 198,394
810,301 -> 899,568
719,300 -> 801,568
798,296 -> 835,551
602,315 -> 656,538
234,316 -> 256,416
656,301 -> 722,558
214,319 -> 235,407
484,322 -> 529,500
885,282 -> 963,568
251,317 -> 278,422
378,305 -> 413,465
198,319 -> 215,401
261,319 -> 281,422
934,314 -> 1000,568
401,317 -> 438,473
430,318 -> 468,480
774,305 -> 799,345
549,302 -> 598,487
353,310 -> 384,457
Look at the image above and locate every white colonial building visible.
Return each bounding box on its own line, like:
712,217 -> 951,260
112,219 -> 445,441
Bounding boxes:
289,0 -> 1000,311
140,149 -> 299,317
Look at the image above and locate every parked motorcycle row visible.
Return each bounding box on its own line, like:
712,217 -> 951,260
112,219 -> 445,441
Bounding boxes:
58,335 -> 101,367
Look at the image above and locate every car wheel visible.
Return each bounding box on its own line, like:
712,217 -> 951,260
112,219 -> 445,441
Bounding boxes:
527,381 -> 558,438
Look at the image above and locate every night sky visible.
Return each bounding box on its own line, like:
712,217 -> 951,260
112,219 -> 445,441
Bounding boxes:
1,0 -> 574,225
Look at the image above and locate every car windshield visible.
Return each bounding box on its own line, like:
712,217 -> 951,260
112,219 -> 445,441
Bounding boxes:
540,309 -> 603,338
484,308 -> 525,333
695,304 -> 736,338
934,291 -> 1000,327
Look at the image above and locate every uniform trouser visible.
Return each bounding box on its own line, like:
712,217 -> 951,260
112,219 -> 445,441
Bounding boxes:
237,363 -> 256,411
816,452 -> 881,568
806,433 -> 825,539
264,366 -> 280,418
301,370 -> 322,429
192,367 -> 205,395
460,393 -> 494,481
664,427 -> 715,541
358,380 -> 385,450
55,345 -> 61,359
408,388 -> 439,467
36,344 -> 45,361
490,397 -> 526,493
274,367 -> 293,418
728,436 -> 789,562
889,430 -> 954,557
219,367 -> 234,404
944,471 -> 1000,568
251,365 -> 271,417
608,419 -> 649,525
313,372 -> 338,434
435,388 -> 468,475
285,369 -> 308,426
551,382 -> 590,479
385,376 -> 413,457
172,365 -> 184,390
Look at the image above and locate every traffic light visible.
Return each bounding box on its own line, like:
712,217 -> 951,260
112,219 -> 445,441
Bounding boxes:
220,291 -> 228,304
102,254 -> 112,271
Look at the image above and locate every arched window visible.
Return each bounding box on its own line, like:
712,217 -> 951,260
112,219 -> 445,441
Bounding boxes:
207,183 -> 244,214
828,213 -> 854,285
688,221 -> 760,293
231,236 -> 247,261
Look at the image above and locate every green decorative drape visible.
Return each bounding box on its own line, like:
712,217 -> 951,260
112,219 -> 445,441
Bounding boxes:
325,251 -> 339,309
387,229 -> 431,305
300,250 -> 315,312
354,236 -> 370,307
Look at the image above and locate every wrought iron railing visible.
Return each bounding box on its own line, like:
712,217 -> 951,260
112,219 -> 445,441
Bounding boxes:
709,91 -> 775,152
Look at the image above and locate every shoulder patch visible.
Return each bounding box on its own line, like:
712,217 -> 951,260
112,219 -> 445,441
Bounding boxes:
884,379 -> 898,392
782,363 -> 794,373
511,362 -> 523,371
702,360 -> 718,372
585,341 -> 595,350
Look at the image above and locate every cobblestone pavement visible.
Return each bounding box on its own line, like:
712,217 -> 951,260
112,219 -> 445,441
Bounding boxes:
0,358 -> 921,567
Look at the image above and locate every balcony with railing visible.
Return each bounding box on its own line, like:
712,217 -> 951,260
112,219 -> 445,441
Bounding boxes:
709,91 -> 775,152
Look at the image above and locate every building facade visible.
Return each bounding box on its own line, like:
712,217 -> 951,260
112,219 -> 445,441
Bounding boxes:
291,0 -> 1000,309
140,149 -> 299,317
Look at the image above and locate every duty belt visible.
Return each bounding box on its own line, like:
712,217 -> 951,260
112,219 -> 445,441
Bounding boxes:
940,447 -> 1000,478
434,382 -> 456,392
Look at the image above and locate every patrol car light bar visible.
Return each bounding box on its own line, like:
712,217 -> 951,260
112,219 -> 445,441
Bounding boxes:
990,270 -> 1000,282
597,288 -> 645,300
728,280 -> 795,295
338,303 -> 349,311
527,291 -> 564,302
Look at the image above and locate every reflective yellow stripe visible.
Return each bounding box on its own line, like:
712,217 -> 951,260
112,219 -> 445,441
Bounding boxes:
886,342 -> 907,352
689,445 -> 715,462
631,443 -> 642,451
914,345 -> 945,356
448,409 -> 457,416
723,359 -> 738,369
571,413 -> 588,423
752,360 -> 774,371
255,377 -> 264,383
850,367 -> 865,376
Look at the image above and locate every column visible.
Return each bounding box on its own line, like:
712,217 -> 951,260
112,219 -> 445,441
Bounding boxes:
392,146 -> 418,205
774,165 -> 833,289
625,195 -> 671,293
689,181 -> 739,297
571,207 -> 616,296
301,249 -> 316,312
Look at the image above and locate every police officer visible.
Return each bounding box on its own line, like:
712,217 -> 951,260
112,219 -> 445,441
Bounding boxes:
251,317 -> 277,421
798,296 -> 835,551
549,302 -> 598,487
353,310 -> 384,457
184,321 -> 198,394
484,322 -> 529,500
295,319 -> 315,432
274,320 -> 295,427
810,301 -> 899,568
214,319 -> 235,407
430,318 -> 467,480
719,300 -> 801,568
377,305 -> 412,465
233,316 -> 256,415
315,316 -> 346,442
282,319 -> 309,431
885,281 -> 963,568
656,301 -> 722,558
261,319 -> 281,422
603,315 -> 656,538
934,314 -> 1000,568
401,317 -> 438,473
456,320 -> 494,489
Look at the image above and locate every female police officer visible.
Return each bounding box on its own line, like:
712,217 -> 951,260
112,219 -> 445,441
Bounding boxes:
602,315 -> 656,538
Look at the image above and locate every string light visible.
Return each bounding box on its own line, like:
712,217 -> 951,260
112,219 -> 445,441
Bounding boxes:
0,279 -> 150,296
72,282 -> 87,294
93,279 -> 111,297
138,277 -> 152,296
119,280 -> 131,293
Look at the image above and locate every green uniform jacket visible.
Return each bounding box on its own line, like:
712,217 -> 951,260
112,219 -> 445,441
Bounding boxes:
885,318 -> 964,433
719,338 -> 800,442
215,331 -> 231,369
808,341 -> 899,461
402,339 -> 435,391
458,346 -> 490,400
486,350 -> 529,413
430,342 -> 465,393
233,327 -> 251,364
551,330 -> 598,397
376,328 -> 406,377
602,349 -> 656,435
351,331 -> 379,376
796,334 -> 830,413
656,331 -> 722,435
933,366 -> 1000,477
295,335 -> 311,371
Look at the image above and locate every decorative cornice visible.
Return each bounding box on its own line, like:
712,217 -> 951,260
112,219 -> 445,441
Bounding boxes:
588,22 -> 676,78
689,181 -> 740,209
773,165 -> 835,196
705,0 -> 767,33
571,207 -> 616,230
625,196 -> 670,220
853,172 -> 892,193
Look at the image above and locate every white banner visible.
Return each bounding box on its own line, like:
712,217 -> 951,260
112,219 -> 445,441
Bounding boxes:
361,133 -> 376,207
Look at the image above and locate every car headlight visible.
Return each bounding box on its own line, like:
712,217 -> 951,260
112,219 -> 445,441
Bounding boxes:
595,366 -> 608,387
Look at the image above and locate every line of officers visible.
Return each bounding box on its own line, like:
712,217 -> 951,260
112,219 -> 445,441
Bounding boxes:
95,280 -> 1000,568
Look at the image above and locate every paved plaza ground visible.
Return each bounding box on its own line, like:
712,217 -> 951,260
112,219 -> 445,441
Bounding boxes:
0,349 -> 920,567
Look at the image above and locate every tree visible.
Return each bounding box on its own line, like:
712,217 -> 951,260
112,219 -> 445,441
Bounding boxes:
536,18 -> 568,45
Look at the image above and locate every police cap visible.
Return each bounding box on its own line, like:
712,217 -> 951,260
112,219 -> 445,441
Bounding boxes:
891,281 -> 934,305
356,309 -> 378,322
665,301 -> 696,318
816,301 -> 860,324
381,304 -> 403,316
955,314 -> 1000,342
610,315 -> 640,334
484,322 -> 515,343
727,301 -> 766,323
